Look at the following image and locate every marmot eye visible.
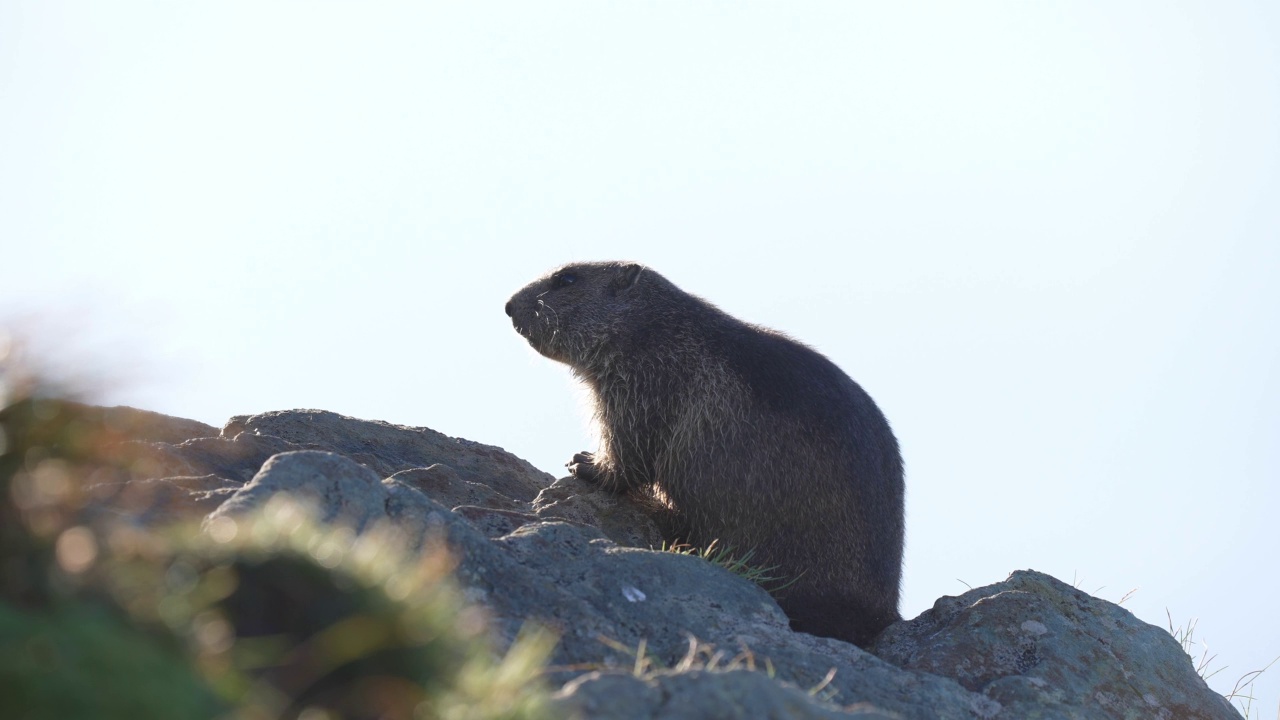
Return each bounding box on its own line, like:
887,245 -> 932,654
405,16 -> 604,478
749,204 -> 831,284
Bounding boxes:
553,272 -> 577,288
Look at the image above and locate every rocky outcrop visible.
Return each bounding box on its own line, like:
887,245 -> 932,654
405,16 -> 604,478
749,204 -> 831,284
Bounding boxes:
91,407 -> 1240,720
872,572 -> 1240,719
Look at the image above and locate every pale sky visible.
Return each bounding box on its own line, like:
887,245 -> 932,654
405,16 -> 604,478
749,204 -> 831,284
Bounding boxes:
2,2 -> 1277,713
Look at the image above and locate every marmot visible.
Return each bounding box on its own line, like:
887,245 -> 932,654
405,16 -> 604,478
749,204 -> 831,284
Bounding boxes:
505,261 -> 904,647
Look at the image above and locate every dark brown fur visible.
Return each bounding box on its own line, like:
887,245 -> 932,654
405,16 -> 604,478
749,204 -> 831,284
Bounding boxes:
505,261 -> 905,647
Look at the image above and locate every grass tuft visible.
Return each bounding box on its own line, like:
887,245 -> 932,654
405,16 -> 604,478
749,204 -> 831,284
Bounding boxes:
1168,609 -> 1278,719
660,539 -> 799,595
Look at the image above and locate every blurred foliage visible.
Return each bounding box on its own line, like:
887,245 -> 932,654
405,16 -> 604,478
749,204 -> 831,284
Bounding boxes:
0,348 -> 554,720
0,601 -> 221,719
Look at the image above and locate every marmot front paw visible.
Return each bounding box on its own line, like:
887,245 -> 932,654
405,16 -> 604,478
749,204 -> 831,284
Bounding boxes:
567,450 -> 600,481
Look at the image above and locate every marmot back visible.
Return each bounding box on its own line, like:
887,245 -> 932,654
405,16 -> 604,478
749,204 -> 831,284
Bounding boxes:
505,261 -> 905,647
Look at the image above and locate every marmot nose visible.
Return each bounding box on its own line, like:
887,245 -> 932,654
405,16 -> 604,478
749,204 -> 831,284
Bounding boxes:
504,299 -> 514,317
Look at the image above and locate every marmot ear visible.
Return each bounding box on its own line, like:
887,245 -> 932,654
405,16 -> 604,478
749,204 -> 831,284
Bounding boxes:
612,263 -> 644,295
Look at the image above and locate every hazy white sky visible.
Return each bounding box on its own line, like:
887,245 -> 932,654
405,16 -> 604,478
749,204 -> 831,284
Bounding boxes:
3,1 -> 1277,712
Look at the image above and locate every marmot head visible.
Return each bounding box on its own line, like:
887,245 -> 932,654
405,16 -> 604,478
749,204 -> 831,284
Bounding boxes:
505,261 -> 649,367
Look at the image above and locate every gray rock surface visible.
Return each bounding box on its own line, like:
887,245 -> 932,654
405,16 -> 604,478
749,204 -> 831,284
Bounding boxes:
206,450 -> 391,529
872,571 -> 1240,719
554,669 -> 900,719
95,408 -> 555,525
81,403 -> 219,445
222,409 -> 551,502
531,475 -> 667,549
99,406 -> 1241,720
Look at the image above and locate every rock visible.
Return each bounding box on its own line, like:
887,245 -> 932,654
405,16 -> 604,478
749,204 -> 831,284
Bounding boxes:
553,669 -> 899,720
84,404 -> 219,445
90,408 -> 554,526
532,476 -> 666,549
207,451 -> 392,530
452,505 -> 546,538
98,405 -> 1240,720
120,432 -> 302,487
391,464 -> 526,513
86,474 -> 239,527
872,570 -> 1240,719
221,410 -> 553,502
